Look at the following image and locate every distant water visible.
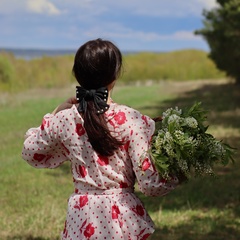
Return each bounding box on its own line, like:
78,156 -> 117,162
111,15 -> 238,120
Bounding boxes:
0,48 -> 76,60
0,48 -> 139,60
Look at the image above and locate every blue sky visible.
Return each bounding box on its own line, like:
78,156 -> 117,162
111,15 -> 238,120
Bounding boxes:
0,0 -> 218,52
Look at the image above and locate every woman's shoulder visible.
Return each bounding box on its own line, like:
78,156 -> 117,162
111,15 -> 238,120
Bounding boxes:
109,103 -> 154,127
111,103 -> 140,113
51,104 -> 83,124
109,103 -> 141,117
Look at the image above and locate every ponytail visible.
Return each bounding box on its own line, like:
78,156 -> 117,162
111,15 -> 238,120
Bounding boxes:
83,101 -> 122,156
72,39 -> 123,156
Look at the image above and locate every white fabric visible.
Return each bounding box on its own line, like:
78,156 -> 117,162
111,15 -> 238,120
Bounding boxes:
22,103 -> 178,240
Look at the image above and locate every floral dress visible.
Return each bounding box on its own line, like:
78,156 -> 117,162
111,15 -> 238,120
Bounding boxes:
22,103 -> 178,240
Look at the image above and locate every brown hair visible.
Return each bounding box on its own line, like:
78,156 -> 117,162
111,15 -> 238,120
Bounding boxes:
72,38 -> 123,156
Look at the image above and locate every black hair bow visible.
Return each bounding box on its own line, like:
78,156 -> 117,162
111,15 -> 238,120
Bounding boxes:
76,86 -> 109,114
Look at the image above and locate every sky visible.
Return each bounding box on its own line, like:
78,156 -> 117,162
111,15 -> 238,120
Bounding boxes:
0,0 -> 219,52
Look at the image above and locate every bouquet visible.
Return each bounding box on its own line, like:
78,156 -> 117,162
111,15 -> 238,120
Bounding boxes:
150,102 -> 235,181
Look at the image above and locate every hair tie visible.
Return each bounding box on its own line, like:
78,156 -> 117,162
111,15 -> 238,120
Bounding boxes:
76,86 -> 109,114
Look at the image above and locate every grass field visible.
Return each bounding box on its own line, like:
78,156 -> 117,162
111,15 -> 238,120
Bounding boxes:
0,79 -> 239,240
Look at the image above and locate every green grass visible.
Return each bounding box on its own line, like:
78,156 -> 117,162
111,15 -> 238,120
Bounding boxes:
0,80 -> 239,240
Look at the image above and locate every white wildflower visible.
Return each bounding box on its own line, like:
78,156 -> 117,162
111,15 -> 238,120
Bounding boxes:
168,114 -> 181,125
164,131 -> 173,143
212,142 -> 226,156
165,145 -> 175,158
187,136 -> 198,146
185,117 -> 198,128
162,106 -> 182,118
174,130 -> 184,141
179,160 -> 188,171
154,134 -> 164,149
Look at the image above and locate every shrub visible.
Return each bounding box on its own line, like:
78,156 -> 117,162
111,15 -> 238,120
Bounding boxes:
0,55 -> 14,84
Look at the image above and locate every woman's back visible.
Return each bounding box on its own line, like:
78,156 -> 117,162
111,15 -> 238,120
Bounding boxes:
22,39 -> 179,239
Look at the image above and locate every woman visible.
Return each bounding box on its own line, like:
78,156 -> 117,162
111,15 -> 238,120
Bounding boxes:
22,38 -> 178,240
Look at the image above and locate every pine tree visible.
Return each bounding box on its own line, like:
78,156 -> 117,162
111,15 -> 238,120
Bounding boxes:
195,0 -> 240,83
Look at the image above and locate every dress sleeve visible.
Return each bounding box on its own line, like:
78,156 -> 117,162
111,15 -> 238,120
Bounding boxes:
22,113 -> 68,169
127,112 -> 179,197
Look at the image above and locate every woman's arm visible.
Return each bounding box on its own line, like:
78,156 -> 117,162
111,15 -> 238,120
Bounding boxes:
52,97 -> 78,114
127,112 -> 179,197
22,98 -> 76,168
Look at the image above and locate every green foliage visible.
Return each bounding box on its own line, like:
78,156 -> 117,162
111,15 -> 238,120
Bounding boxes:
150,102 -> 235,180
0,54 -> 15,90
195,0 -> 240,83
0,53 -> 74,92
0,50 -> 225,93
122,50 -> 224,84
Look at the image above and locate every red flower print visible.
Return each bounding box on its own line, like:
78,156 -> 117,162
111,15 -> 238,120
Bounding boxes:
141,115 -> 149,126
160,178 -> 167,184
140,234 -> 151,240
97,156 -> 109,166
122,140 -> 130,151
112,205 -> 120,219
108,119 -> 116,129
40,119 -> 46,130
61,143 -> 70,155
79,166 -> 87,177
63,221 -> 68,238
133,205 -> 145,216
142,158 -> 151,171
80,219 -> 87,234
119,181 -> 128,188
75,123 -> 86,136
33,153 -> 46,162
114,111 -> 127,125
76,165 -> 87,178
119,220 -> 123,228
80,195 -> 88,207
44,155 -> 52,163
135,228 -> 150,240
74,195 -> 88,210
40,118 -> 49,130
84,223 -> 95,239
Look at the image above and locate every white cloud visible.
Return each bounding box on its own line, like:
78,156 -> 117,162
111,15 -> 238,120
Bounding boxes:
26,0 -> 61,15
0,0 -> 61,15
197,0 -> 219,10
0,0 -> 218,17
93,0 -> 219,17
0,0 -> 211,50
82,23 -> 201,42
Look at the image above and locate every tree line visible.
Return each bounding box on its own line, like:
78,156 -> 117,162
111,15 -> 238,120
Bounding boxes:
196,0 -> 240,84
0,49 -> 225,92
